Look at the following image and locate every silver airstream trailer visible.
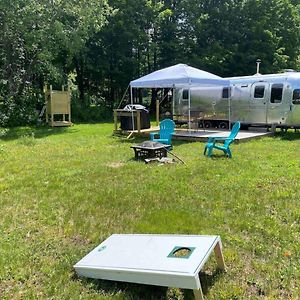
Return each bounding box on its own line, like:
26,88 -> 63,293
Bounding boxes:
173,72 -> 300,129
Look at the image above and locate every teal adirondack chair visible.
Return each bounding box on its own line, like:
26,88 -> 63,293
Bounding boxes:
150,119 -> 175,146
204,121 -> 241,158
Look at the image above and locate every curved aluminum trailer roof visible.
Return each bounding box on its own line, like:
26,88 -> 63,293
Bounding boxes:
227,71 -> 300,83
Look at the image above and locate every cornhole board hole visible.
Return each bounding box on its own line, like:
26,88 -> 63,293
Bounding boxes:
74,234 -> 226,300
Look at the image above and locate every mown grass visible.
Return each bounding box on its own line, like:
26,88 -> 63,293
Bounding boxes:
0,124 -> 299,300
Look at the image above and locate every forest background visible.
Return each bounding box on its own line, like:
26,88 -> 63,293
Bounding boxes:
1,0 -> 300,126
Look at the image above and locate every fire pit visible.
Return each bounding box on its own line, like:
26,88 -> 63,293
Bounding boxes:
131,141 -> 170,160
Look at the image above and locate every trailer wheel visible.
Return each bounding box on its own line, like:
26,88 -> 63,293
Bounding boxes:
204,121 -> 212,128
219,122 -> 228,129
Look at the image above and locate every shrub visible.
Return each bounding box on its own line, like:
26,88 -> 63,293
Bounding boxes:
71,95 -> 112,123
0,88 -> 44,127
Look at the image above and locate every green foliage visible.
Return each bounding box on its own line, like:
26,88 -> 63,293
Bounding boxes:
1,0 -> 300,125
0,87 -> 44,127
0,0 -> 110,126
71,101 -> 112,123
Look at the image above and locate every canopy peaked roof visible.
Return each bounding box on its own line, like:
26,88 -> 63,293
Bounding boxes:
130,63 -> 229,88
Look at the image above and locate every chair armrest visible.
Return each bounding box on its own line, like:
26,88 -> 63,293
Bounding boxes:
207,136 -> 229,142
150,132 -> 159,140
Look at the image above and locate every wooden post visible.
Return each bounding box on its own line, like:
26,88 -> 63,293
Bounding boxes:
68,84 -> 71,123
137,110 -> 141,133
193,285 -> 204,300
62,85 -> 66,122
50,85 -> 54,127
214,241 -> 226,271
130,87 -> 135,131
114,110 -> 118,131
44,85 -> 49,124
156,99 -> 159,126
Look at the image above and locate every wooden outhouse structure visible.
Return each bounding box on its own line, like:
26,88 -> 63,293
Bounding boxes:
44,85 -> 72,127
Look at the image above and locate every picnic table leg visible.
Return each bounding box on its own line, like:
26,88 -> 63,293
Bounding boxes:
137,110 -> 141,133
214,241 -> 226,271
114,110 -> 118,131
193,285 -> 204,300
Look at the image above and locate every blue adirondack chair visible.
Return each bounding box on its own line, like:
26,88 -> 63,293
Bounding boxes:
204,121 -> 241,158
150,119 -> 175,146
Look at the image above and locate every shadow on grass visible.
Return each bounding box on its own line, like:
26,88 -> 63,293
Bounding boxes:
200,269 -> 224,295
0,126 -> 78,141
205,154 -> 232,160
78,277 -> 168,299
73,270 -> 223,299
110,135 -> 145,144
71,120 -> 113,125
273,131 -> 300,141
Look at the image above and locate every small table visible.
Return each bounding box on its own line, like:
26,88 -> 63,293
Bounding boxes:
74,234 -> 226,300
131,141 -> 170,160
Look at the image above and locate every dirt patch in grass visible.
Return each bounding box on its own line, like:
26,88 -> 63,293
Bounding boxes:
106,162 -> 125,168
70,235 -> 92,246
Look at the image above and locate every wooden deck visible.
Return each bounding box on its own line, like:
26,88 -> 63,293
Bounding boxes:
172,128 -> 273,143
114,126 -> 273,142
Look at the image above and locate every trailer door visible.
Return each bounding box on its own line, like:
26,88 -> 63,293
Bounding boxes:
289,88 -> 300,126
267,83 -> 285,125
250,82 -> 269,124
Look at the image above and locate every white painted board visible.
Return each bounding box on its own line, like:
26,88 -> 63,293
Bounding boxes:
74,234 -> 220,289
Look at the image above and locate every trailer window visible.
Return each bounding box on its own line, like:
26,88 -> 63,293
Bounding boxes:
254,86 -> 265,98
182,89 -> 189,100
222,87 -> 230,99
292,89 -> 300,105
270,84 -> 283,103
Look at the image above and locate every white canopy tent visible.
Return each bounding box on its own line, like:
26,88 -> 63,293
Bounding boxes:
129,64 -> 230,131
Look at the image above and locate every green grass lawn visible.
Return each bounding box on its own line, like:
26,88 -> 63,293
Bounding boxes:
0,124 -> 299,299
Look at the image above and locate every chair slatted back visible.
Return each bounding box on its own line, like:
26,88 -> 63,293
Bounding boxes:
159,119 -> 175,140
224,122 -> 240,147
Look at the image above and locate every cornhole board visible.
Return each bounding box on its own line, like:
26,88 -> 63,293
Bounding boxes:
74,234 -> 226,300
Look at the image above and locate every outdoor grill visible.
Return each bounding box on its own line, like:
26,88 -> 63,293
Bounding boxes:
120,105 -> 150,130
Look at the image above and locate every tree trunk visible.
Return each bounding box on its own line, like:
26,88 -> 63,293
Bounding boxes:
138,89 -> 143,104
75,57 -> 85,105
